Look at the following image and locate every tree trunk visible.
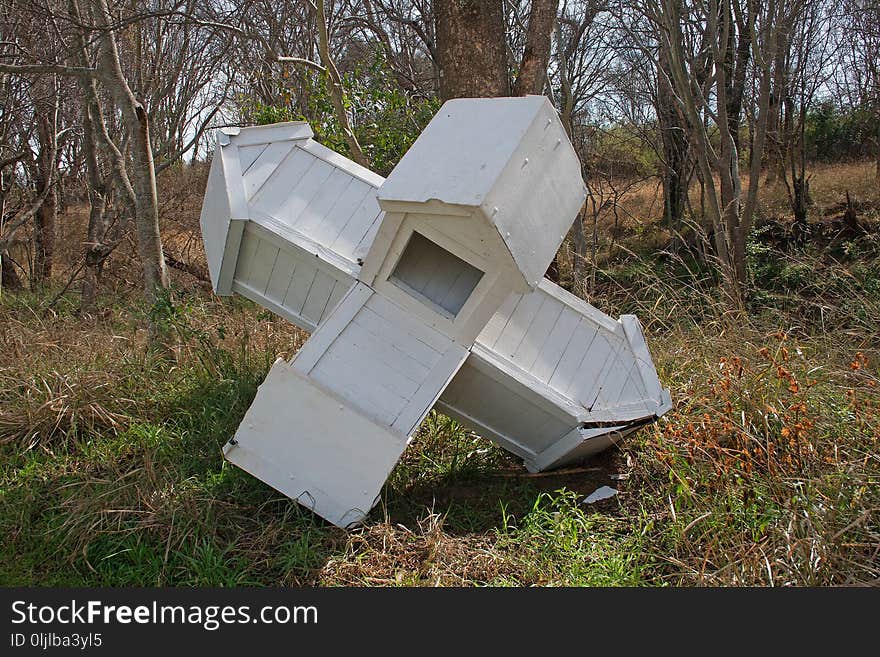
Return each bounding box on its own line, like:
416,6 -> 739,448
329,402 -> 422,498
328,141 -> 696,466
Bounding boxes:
724,13 -> 751,154
436,0 -> 509,100
1,252 -> 23,292
91,0 -> 168,306
512,0 -> 556,96
130,103 -> 169,302
32,99 -> 57,285
569,207 -> 588,293
657,47 -> 689,233
33,182 -> 56,283
79,105 -> 110,316
555,16 -> 585,291
766,18 -> 790,185
314,0 -> 371,168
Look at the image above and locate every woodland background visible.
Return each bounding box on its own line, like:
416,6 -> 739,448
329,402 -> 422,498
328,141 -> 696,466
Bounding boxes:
0,0 -> 878,586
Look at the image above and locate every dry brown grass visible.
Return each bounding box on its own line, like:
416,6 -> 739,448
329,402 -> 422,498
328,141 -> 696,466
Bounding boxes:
630,322 -> 880,586
0,299 -> 145,447
320,512 -> 518,586
592,159 -> 879,237
2,158 -> 878,587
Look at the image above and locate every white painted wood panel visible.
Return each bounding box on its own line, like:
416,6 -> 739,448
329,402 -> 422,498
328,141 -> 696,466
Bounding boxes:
343,321 -> 434,383
300,269 -> 336,325
547,319 -> 599,393
293,168 -> 357,237
299,138 -> 385,188
245,240 -> 279,294
230,224 -> 357,334
527,307 -> 582,383
312,341 -> 416,405
477,292 -> 522,346
492,291 -> 545,356
250,147 -> 316,219
238,144 -> 267,174
225,361 -> 407,527
392,342 -> 468,435
243,141 -> 295,200
308,362 -> 409,428
511,300 -> 564,373
229,121 -> 312,147
567,332 -> 616,406
291,283 -> 372,374
274,157 -> 336,228
264,249 -> 297,303
365,294 -> 451,353
200,150 -> 231,289
613,370 -> 650,408
331,192 -> 383,260
596,361 -> 638,409
233,228 -> 260,282
321,279 -> 348,323
352,211 -> 384,262
310,179 -> 373,248
283,267 -> 318,316
351,305 -> 443,368
438,359 -> 572,455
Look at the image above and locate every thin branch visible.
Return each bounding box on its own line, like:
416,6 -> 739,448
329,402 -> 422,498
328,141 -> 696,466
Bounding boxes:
0,62 -> 99,79
0,151 -> 26,171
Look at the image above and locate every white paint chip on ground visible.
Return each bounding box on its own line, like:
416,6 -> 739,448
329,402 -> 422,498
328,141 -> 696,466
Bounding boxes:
583,486 -> 618,504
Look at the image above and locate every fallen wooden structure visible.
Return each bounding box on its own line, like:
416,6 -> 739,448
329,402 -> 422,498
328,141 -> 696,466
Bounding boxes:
200,97 -> 671,527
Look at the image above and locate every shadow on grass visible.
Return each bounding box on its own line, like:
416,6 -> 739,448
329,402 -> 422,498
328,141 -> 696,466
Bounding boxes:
381,440 -> 627,536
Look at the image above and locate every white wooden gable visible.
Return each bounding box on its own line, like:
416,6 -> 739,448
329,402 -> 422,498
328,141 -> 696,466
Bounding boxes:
200,122 -> 382,330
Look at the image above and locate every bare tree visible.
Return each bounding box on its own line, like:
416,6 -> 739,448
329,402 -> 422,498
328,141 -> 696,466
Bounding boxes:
314,0 -> 371,166
513,0 -> 559,95
656,37 -> 689,233
771,1 -> 838,233
838,0 -> 880,183
644,0 -> 787,305
551,0 -> 611,288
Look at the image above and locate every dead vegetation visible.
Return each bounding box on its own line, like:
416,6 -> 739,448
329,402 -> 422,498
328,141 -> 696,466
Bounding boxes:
1,160 -> 878,587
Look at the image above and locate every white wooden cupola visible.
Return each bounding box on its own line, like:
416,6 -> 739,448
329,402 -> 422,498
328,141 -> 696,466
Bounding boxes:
359,95 -> 586,344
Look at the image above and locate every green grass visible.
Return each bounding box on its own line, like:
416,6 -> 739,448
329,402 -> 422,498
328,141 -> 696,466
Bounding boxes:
2,219 -> 879,587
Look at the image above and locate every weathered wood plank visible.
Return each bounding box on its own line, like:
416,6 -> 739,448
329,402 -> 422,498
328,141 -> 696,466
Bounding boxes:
238,143 -> 267,174
318,332 -> 423,399
332,192 -> 383,260
547,319 -> 598,393
311,179 -> 373,248
292,283 -> 373,375
351,305 -> 443,367
512,299 -> 565,373
492,291 -> 544,356
392,342 -> 468,435
265,249 -> 297,303
294,168 -> 358,238
567,332 -> 616,403
365,294 -> 450,353
243,141 -> 295,200
527,306 -> 582,384
283,266 -> 318,316
246,240 -> 280,294
300,269 -> 336,325
250,148 -> 315,219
